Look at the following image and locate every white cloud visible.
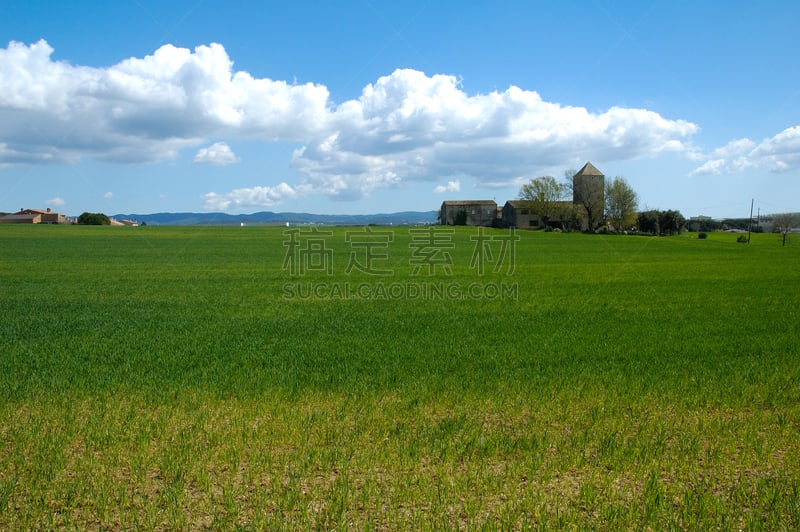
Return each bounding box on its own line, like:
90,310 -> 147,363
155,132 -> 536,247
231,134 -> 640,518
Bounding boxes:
690,158 -> 726,176
193,141 -> 240,165
0,40 -> 329,165
692,126 -> 800,175
713,138 -> 756,158
748,126 -> 800,171
104,191 -> 113,199
203,182 -> 308,211
291,69 -> 699,199
2,40 -> 702,206
433,180 -> 461,193
482,178 -> 526,189
45,196 -> 64,207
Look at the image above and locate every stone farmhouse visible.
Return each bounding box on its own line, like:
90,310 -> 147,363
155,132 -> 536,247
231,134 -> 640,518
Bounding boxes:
0,208 -> 69,224
440,162 -> 605,230
109,218 -> 139,226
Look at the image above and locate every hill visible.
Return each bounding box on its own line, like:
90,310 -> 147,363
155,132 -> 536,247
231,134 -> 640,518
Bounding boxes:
110,210 -> 438,226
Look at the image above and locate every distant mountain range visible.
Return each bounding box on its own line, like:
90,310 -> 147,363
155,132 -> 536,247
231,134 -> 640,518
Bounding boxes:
110,210 -> 438,226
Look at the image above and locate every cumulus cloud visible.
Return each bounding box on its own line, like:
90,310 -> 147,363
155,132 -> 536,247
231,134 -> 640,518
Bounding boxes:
1,40 -> 702,206
433,180 -> 461,193
691,159 -> 727,176
203,182 -> 309,211
193,141 -> 239,165
748,126 -> 800,171
0,39 -> 329,165
713,138 -> 756,158
290,69 -> 698,199
45,196 -> 64,207
104,191 -> 113,199
692,127 -> 800,175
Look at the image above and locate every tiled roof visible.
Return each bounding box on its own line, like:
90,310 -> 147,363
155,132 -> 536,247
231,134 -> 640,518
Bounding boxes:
574,162 -> 604,177
442,200 -> 497,206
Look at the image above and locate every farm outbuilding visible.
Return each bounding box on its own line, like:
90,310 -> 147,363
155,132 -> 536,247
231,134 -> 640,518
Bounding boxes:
439,200 -> 498,226
0,213 -> 42,224
502,200 -> 576,229
502,200 -> 537,228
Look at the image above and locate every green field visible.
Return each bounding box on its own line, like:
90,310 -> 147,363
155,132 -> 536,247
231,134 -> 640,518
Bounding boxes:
1,225 -> 799,528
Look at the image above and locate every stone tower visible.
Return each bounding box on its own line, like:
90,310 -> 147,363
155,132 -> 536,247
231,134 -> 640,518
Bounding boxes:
572,162 -> 605,231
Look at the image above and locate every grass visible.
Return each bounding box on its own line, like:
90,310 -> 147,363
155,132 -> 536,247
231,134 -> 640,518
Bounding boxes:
0,224 -> 799,528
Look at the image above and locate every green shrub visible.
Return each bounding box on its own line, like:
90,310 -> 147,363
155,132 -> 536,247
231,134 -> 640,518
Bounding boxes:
77,212 -> 110,225
698,232 -> 708,239
737,234 -> 749,243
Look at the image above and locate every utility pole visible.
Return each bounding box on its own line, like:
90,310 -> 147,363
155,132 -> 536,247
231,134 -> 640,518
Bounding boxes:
747,198 -> 754,243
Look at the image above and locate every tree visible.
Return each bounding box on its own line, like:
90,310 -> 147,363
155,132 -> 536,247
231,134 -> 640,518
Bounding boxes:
658,210 -> 685,235
453,209 -> 468,226
562,168 -> 577,191
637,210 -> 660,234
519,176 -> 565,228
553,202 -> 580,230
637,209 -> 686,235
773,213 -> 797,246
604,177 -> 639,231
77,212 -> 110,225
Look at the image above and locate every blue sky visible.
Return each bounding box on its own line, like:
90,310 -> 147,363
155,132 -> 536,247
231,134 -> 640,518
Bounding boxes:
1,1 -> 798,218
